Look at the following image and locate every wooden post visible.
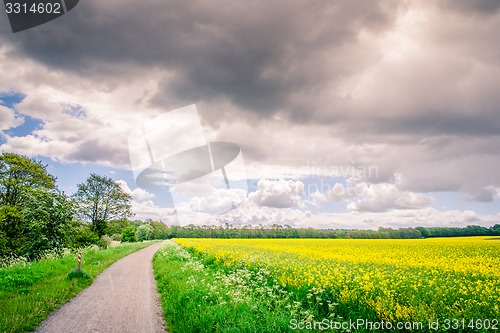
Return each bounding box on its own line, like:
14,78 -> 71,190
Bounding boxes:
77,252 -> 82,272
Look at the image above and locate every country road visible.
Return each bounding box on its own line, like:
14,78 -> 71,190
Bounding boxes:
35,242 -> 166,333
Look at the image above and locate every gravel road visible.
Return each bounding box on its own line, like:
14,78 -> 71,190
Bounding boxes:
35,242 -> 166,333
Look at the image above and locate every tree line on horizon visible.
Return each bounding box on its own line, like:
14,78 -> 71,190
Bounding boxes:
1,152 -> 499,262
141,222 -> 500,239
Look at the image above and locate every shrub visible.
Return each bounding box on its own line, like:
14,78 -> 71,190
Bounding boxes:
67,268 -> 90,280
70,223 -> 100,246
111,233 -> 121,241
101,235 -> 112,246
137,224 -> 153,242
120,226 -> 136,243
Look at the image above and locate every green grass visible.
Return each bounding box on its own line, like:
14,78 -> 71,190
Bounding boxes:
0,241 -> 156,333
153,241 -> 323,333
66,268 -> 91,280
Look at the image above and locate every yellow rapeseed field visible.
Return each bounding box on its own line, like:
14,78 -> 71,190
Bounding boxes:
175,237 -> 500,322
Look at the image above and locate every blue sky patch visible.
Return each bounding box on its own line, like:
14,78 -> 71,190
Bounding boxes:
62,103 -> 87,119
0,91 -> 26,108
5,115 -> 42,137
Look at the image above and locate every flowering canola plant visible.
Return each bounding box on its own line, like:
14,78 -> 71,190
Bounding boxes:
175,237 -> 500,322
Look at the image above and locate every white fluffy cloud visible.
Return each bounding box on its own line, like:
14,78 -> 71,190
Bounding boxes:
346,183 -> 433,212
0,46 -> 165,167
308,191 -> 327,207
318,178 -> 433,212
327,183 -> 362,201
295,208 -> 498,230
116,180 -> 155,202
209,203 -> 310,226
116,180 -> 176,222
186,189 -> 246,213
0,105 -> 23,131
249,179 -> 305,208
204,204 -> 498,229
130,200 -> 177,223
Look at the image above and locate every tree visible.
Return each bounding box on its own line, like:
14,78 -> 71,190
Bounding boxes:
20,189 -> 74,259
0,152 -> 56,206
0,152 -> 57,256
137,224 -> 153,242
120,226 -> 136,242
151,221 -> 170,239
73,173 -> 132,237
0,205 -> 23,255
106,218 -> 134,236
491,224 -> 500,235
68,221 -> 105,248
415,226 -> 429,238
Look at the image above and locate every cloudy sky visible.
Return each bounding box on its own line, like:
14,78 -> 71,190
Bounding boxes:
1,0 -> 499,228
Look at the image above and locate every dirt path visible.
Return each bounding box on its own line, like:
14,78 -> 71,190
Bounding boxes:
35,242 -> 166,333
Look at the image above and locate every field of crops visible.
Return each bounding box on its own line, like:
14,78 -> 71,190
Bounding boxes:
173,237 -> 500,331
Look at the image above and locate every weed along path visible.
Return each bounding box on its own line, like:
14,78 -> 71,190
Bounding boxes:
35,242 -> 166,333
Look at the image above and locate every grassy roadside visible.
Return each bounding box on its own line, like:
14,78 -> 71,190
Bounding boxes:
153,241 -> 335,333
0,241 -> 156,333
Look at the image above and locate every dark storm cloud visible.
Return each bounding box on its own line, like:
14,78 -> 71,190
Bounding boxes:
439,0 -> 500,15
3,0 -> 402,115
3,0 -> 500,201
369,112 -> 500,137
464,188 -> 494,203
3,0 -> 500,135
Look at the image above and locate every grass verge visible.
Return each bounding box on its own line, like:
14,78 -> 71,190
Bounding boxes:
153,241 -> 344,333
0,241 -> 156,333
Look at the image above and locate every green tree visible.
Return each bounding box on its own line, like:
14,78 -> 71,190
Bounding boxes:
0,205 -> 23,254
20,189 -> 74,259
68,221 -> 105,248
73,174 -> 132,237
120,226 -> 136,242
0,152 -> 56,206
491,224 -> 500,235
0,152 -> 58,256
415,226 -> 429,238
106,218 -> 134,236
151,221 -> 170,239
136,224 -> 153,242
